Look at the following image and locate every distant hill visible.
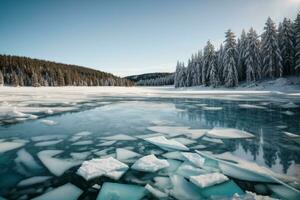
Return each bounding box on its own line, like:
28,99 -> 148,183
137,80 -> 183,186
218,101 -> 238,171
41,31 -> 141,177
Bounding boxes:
0,55 -> 133,87
125,72 -> 173,82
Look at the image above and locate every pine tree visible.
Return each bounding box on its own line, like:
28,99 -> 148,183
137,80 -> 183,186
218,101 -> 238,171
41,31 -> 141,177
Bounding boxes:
294,12 -> 300,71
0,70 -> 3,86
208,53 -> 219,87
237,30 -> 247,81
223,30 -> 239,87
57,69 -> 65,86
32,71 -> 40,87
261,17 -> 283,78
278,18 -> 295,75
244,28 -> 262,82
202,41 -> 215,86
11,71 -> 19,86
216,44 -> 225,84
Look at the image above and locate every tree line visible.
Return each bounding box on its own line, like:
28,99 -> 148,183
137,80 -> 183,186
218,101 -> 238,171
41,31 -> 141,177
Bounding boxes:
136,73 -> 174,86
0,55 -> 133,87
173,14 -> 300,88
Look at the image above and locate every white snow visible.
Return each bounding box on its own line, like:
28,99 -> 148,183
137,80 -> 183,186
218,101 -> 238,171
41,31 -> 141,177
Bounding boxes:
17,176 -> 52,187
131,154 -> 169,172
206,127 -> 255,139
32,183 -> 82,200
116,148 -> 142,161
37,150 -> 81,176
100,134 -> 136,141
40,119 -> 57,126
189,172 -> 229,188
145,136 -> 189,151
77,157 -> 128,180
0,140 -> 27,153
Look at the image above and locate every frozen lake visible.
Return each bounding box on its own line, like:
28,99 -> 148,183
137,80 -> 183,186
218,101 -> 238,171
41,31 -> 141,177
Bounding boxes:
0,87 -> 300,199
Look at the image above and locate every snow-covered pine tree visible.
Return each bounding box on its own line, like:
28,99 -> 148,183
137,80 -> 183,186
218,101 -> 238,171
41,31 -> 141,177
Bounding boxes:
216,44 -> 225,84
0,70 -> 3,86
244,28 -> 262,82
223,30 -> 239,87
278,18 -> 295,75
237,30 -> 247,81
190,54 -> 199,86
261,17 -> 283,78
32,71 -> 39,87
186,59 -> 193,87
203,40 -> 215,86
294,12 -> 300,71
208,48 -> 220,87
195,51 -> 203,86
174,61 -> 181,88
11,71 -> 19,86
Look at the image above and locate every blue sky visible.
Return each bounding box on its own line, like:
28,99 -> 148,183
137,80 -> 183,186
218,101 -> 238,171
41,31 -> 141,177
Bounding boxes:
0,0 -> 299,77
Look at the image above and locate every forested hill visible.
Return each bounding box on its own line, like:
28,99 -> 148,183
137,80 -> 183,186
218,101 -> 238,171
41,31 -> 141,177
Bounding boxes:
0,55 -> 133,87
125,72 -> 173,82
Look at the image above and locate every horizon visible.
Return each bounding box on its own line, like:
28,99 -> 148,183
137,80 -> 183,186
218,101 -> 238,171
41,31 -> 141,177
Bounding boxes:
0,0 -> 300,77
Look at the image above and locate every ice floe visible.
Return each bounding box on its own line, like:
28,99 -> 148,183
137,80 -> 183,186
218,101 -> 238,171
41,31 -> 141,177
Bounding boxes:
38,150 -> 81,176
17,176 -> 51,187
206,128 -> 255,139
162,151 -> 186,161
201,136 -> 224,144
176,161 -> 206,178
100,134 -> 136,141
75,131 -> 92,136
40,119 -> 57,126
70,151 -> 90,160
145,136 -> 189,151
96,182 -> 146,200
15,149 -> 42,170
200,180 -> 244,198
72,140 -> 93,145
0,140 -> 27,153
77,157 -> 128,180
97,140 -> 116,146
186,129 -> 208,139
281,102 -> 299,109
268,184 -> 300,200
238,104 -> 266,109
116,148 -> 142,162
35,139 -> 63,146
32,183 -> 82,200
283,131 -> 300,138
202,106 -> 223,111
172,137 -> 196,145
31,135 -> 65,142
145,184 -> 168,198
131,154 -> 169,172
153,176 -> 172,190
189,172 -> 229,188
147,126 -> 190,137
181,152 -> 205,168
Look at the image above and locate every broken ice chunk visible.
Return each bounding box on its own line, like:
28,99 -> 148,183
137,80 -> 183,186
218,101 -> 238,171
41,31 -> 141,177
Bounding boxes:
172,137 -> 196,145
35,139 -> 63,147
145,136 -> 189,151
200,180 -> 244,198
169,175 -> 203,200
116,148 -> 141,162
181,152 -> 205,168
162,151 -> 186,161
97,140 -> 116,147
238,104 -> 266,109
17,176 -> 51,187
281,102 -> 299,109
96,182 -> 146,200
31,135 -> 65,142
100,134 -> 136,141
189,172 -> 228,188
201,136 -> 224,144
38,150 -> 81,176
32,183 -> 82,200
40,119 -> 57,126
186,129 -> 208,139
159,159 -> 182,175
0,141 -> 26,153
206,128 -> 254,139
176,161 -> 206,178
72,140 -> 93,145
202,106 -> 223,111
75,131 -> 92,136
15,149 -> 42,170
77,157 -> 128,181
145,184 -> 168,199
153,176 -> 172,190
268,184 -> 300,200
131,154 -> 169,172
283,131 -> 300,138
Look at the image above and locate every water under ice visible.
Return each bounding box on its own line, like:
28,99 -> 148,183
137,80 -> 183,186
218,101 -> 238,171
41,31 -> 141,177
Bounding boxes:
32,183 -> 82,200
96,182 -> 146,200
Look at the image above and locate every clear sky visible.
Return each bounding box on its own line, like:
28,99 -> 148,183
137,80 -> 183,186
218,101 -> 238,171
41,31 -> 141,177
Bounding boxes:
0,0 -> 299,77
